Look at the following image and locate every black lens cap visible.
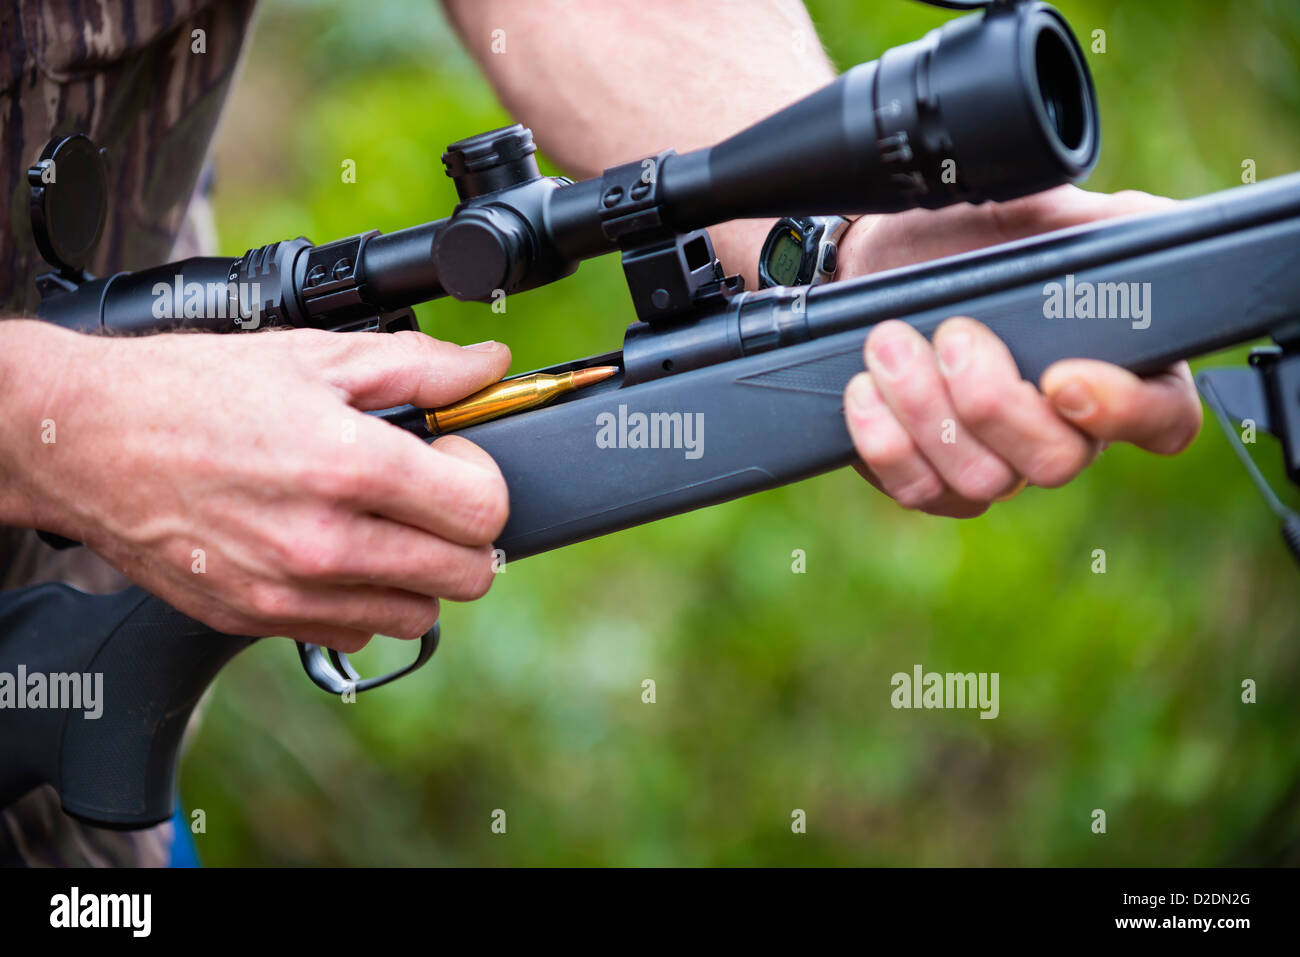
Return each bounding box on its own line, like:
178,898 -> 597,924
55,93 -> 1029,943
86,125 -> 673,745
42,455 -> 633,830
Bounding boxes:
28,134 -> 109,274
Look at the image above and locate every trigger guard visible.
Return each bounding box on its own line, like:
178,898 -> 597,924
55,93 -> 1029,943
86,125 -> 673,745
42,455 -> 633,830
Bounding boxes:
296,623 -> 440,695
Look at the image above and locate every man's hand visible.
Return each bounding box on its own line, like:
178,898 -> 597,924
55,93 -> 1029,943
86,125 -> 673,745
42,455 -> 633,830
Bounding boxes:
0,322 -> 512,650
840,186 -> 1204,517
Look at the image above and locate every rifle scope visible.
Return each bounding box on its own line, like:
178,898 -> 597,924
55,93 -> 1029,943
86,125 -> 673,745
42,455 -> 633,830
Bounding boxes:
655,0 -> 1097,223
33,0 -> 1097,333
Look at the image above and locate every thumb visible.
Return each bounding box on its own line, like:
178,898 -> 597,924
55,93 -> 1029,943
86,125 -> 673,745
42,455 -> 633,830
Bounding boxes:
319,330 -> 512,410
1040,358 -> 1202,455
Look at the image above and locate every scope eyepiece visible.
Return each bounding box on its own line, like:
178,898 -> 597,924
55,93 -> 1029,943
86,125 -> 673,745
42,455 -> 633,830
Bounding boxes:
658,1 -> 1098,225
1031,14 -> 1091,160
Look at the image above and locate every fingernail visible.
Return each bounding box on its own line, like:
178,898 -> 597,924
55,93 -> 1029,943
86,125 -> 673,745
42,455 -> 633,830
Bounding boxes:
463,340 -> 500,352
936,327 -> 972,376
868,332 -> 915,380
845,372 -> 876,418
1050,381 -> 1096,419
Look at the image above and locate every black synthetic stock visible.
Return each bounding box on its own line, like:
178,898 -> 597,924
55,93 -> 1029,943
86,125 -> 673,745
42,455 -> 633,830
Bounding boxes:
0,585 -> 252,828
456,174 -> 1300,559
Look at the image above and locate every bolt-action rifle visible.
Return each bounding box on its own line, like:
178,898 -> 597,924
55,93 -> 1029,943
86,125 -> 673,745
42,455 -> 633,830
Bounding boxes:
2,0 -> 1298,829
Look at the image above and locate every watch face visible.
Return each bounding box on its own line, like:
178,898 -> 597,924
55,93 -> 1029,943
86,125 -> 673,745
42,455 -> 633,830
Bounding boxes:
767,231 -> 803,286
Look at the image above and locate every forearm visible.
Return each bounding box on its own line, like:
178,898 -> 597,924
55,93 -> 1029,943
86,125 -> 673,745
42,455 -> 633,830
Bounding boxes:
443,0 -> 836,284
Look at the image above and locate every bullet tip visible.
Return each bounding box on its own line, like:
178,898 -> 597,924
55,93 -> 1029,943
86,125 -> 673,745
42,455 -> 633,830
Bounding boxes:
570,365 -> 619,389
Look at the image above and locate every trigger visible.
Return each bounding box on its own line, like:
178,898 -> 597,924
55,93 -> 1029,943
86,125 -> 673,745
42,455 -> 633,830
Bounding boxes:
297,624 -> 440,695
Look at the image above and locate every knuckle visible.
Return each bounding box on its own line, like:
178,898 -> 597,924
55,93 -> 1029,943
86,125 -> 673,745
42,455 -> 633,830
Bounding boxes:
1024,444 -> 1088,488
1148,414 -> 1202,456
891,472 -> 947,510
952,382 -> 1006,429
411,602 -> 441,637
1116,189 -> 1164,208
369,363 -> 413,401
327,328 -> 382,356
282,625 -> 363,652
893,387 -> 944,425
330,631 -> 372,654
456,474 -> 510,543
950,457 -> 1013,502
990,192 -> 1050,234
383,330 -> 441,373
283,533 -> 348,579
444,553 -> 496,601
956,378 -> 1028,429
392,329 -> 430,350
387,602 -> 439,641
244,582 -> 301,623
287,328 -> 337,356
467,556 -> 498,599
1146,434 -> 1186,457
319,631 -> 371,655
304,456 -> 370,502
860,427 -> 914,472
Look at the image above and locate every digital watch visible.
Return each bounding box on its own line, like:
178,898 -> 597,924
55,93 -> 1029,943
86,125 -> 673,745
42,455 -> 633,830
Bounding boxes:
757,215 -> 851,288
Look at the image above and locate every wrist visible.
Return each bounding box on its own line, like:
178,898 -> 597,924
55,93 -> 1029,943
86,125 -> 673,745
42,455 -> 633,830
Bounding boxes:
0,320 -> 100,532
708,218 -> 777,290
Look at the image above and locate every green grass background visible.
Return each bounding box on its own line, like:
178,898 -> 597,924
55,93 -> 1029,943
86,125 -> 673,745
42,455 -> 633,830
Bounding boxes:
187,0 -> 1300,865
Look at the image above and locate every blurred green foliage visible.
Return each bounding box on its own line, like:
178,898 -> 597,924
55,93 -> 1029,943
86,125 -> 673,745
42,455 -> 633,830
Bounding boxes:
187,0 -> 1300,865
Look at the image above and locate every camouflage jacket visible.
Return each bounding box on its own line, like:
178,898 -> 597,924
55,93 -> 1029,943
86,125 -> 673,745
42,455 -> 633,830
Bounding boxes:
0,0 -> 257,866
